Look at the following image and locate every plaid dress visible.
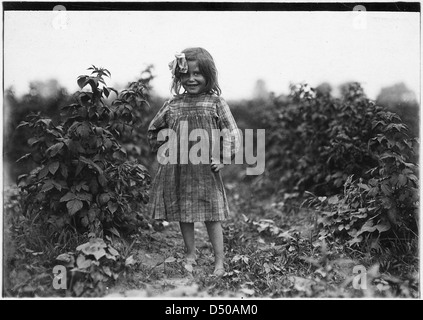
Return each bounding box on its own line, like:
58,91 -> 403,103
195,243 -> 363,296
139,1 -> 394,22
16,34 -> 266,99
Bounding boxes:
147,93 -> 240,222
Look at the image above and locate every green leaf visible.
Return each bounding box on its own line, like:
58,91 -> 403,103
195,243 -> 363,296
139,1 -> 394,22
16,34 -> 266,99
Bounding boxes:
108,87 -> 118,96
404,162 -> 417,169
77,192 -> 92,202
372,120 -> 386,130
77,238 -> 107,252
79,156 -> 103,174
92,248 -> 106,260
108,227 -> 120,238
107,246 -> 119,257
386,123 -> 406,132
98,174 -> 107,187
103,87 -> 110,98
67,199 -> 83,215
87,77 -> 98,90
327,195 -> 339,205
75,161 -> 85,177
16,121 -> 30,129
38,165 -> 49,179
348,236 -> 363,246
60,164 -> 68,178
375,221 -> 391,233
16,153 -> 32,163
379,153 -> 396,162
98,193 -> 111,205
60,192 -> 76,202
108,201 -> 118,214
49,162 -> 60,175
76,254 -> 92,269
77,76 -> 88,89
76,122 -> 91,138
27,137 -> 40,146
51,180 -> 63,191
17,174 -> 28,183
77,181 -> 89,192
41,180 -> 54,192
381,184 -> 392,196
408,174 -> 418,183
56,253 -> 74,265
125,255 -> 136,266
102,266 -> 112,277
357,220 -> 377,236
37,119 -> 52,127
164,257 -> 176,263
46,142 -> 64,157
357,183 -> 370,191
397,174 -> 407,187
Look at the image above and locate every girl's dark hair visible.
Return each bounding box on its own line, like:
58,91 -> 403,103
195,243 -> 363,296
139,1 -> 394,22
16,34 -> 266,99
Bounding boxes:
170,47 -> 221,96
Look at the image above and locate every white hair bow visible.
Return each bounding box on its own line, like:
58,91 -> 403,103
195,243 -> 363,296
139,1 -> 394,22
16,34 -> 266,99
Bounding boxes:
168,52 -> 188,76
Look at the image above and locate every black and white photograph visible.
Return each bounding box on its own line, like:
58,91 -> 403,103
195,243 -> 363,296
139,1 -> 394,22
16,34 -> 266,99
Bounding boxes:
1,1 -> 420,303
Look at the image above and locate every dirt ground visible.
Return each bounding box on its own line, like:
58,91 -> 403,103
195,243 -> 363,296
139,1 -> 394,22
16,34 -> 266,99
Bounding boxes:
104,196 -> 321,298
104,221 -> 236,298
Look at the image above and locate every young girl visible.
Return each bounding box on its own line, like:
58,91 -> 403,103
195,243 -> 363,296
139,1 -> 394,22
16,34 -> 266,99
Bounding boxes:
147,47 -> 240,276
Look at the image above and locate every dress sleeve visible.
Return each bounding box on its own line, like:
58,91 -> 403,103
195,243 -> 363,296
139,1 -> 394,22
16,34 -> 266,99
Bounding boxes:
215,97 -> 241,163
147,101 -> 170,153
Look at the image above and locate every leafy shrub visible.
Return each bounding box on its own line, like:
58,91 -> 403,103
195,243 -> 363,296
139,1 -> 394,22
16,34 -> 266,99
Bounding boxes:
265,82 -> 418,248
308,109 -> 419,248
265,83 -> 384,195
55,237 -> 125,297
16,66 -> 151,241
4,83 -> 72,181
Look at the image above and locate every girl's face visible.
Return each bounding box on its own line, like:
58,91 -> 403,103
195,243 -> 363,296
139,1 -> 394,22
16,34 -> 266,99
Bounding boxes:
181,60 -> 207,95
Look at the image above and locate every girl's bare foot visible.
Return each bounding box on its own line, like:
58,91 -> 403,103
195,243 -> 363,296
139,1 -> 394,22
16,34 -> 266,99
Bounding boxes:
211,259 -> 225,276
212,267 -> 225,277
186,254 -> 197,265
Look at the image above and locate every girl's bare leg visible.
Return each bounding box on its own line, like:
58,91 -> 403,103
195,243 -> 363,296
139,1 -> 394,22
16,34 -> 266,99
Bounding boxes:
205,221 -> 225,274
179,222 -> 196,260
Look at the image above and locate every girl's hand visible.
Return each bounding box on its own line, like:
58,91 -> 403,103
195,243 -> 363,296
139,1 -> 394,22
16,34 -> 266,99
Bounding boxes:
210,157 -> 225,172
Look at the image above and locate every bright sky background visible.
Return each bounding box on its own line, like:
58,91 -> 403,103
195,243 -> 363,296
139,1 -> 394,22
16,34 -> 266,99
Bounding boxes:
3,7 -> 421,101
